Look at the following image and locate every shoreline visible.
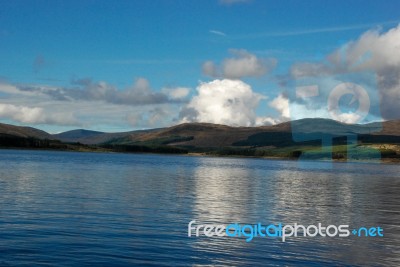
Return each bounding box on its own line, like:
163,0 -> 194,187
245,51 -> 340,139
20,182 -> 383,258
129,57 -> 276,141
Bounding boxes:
1,147 -> 399,165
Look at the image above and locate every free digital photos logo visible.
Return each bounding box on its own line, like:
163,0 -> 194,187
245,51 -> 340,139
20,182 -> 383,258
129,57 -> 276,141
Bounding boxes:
188,221 -> 384,242
288,49 -> 383,165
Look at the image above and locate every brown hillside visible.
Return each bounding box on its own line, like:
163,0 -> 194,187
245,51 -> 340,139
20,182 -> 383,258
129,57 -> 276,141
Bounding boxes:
0,123 -> 52,139
121,122 -> 292,147
375,120 -> 400,136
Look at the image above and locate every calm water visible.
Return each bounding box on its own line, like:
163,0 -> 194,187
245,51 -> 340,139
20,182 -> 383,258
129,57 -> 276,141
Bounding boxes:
0,149 -> 399,266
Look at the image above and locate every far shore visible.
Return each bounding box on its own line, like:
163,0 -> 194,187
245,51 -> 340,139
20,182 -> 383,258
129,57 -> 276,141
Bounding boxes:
1,147 -> 399,165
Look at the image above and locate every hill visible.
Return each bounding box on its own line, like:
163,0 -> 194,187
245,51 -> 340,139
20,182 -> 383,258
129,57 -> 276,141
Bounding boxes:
53,129 -> 105,143
52,128 -> 160,145
85,119 -> 400,148
0,123 -> 52,139
1,119 -> 400,160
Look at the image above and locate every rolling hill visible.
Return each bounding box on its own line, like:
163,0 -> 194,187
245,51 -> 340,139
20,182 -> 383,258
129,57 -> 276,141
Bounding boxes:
50,119 -> 400,148
1,119 -> 400,159
0,122 -> 52,139
53,129 -> 106,143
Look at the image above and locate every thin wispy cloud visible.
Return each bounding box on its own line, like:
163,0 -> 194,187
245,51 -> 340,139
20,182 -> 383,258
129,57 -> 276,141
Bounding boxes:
209,30 -> 227,37
234,20 -> 400,39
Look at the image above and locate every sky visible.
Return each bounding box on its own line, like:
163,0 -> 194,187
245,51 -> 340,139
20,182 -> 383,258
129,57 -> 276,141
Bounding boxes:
0,0 -> 400,133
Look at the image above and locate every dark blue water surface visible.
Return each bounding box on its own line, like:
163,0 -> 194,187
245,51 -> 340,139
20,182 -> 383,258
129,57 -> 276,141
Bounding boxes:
0,149 -> 399,266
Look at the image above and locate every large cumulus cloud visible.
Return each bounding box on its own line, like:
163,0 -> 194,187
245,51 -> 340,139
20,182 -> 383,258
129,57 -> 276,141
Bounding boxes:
179,79 -> 274,126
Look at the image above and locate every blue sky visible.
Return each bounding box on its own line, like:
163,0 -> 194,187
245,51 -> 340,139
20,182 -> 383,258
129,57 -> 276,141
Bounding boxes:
1,0 -> 400,133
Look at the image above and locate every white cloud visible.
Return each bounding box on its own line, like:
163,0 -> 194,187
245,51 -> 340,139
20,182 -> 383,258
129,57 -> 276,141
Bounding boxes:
126,113 -> 143,127
162,87 -> 190,100
255,116 -> 276,126
203,49 -> 277,79
0,78 -> 186,131
328,25 -> 400,70
0,103 -> 78,125
223,49 -> 273,79
148,107 -> 172,126
331,25 -> 400,121
202,61 -> 218,77
290,62 -> 331,78
289,24 -> 400,121
0,83 -> 35,95
180,79 -> 273,126
269,94 -> 290,120
266,92 -> 371,125
209,30 -> 226,36
15,77 -> 185,106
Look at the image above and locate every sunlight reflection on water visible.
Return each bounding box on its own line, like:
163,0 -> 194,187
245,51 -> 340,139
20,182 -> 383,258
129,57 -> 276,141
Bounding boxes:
0,150 -> 399,266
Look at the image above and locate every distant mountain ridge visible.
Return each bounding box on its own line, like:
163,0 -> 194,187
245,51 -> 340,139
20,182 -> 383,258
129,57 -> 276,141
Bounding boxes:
1,118 -> 400,148
51,119 -> 400,148
53,129 -> 105,143
53,128 -> 160,145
